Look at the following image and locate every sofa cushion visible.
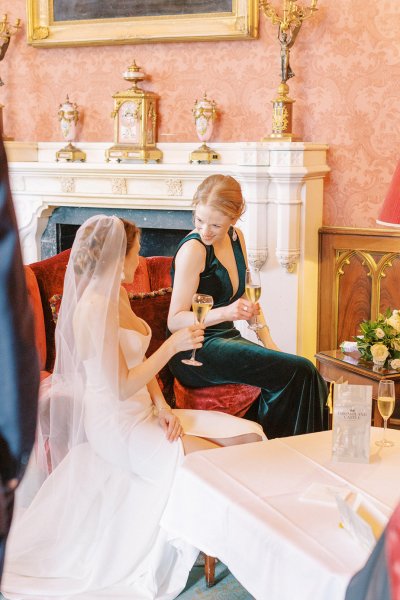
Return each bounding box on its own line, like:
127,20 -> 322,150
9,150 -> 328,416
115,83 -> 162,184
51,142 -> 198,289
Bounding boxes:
173,378 -> 260,417
145,256 -> 173,291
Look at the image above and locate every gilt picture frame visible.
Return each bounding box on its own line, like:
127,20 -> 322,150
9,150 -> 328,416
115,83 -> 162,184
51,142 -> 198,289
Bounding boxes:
26,1 -> 259,47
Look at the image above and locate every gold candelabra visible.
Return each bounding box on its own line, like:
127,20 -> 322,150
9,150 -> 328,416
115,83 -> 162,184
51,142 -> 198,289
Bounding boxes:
0,14 -> 21,140
0,14 -> 21,85
260,0 -> 318,141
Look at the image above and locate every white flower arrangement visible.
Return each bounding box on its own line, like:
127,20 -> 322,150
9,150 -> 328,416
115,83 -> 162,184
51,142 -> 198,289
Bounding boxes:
355,309 -> 400,369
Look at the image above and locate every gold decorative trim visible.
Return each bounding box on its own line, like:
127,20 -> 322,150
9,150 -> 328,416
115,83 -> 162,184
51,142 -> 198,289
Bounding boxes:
26,1 -> 258,47
32,26 -> 49,40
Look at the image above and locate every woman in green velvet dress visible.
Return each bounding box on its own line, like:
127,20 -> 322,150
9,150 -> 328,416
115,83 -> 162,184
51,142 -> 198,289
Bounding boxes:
167,174 -> 327,439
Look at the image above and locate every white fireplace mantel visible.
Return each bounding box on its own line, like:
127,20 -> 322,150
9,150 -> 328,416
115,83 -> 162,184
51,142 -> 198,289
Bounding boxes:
6,140 -> 329,360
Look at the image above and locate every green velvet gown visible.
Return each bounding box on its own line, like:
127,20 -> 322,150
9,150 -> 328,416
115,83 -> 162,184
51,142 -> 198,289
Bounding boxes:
168,228 -> 328,439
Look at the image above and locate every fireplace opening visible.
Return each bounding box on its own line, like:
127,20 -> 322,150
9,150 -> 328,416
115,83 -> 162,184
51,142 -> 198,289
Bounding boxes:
42,207 -> 193,259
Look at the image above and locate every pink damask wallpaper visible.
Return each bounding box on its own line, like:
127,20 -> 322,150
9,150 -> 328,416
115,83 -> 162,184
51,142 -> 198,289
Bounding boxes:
2,0 -> 400,226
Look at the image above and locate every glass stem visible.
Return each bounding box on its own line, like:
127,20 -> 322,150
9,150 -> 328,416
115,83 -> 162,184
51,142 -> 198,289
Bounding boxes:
383,418 -> 388,442
190,348 -> 196,362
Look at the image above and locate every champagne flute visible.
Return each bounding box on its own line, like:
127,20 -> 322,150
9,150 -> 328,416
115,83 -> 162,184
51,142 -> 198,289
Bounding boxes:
181,293 -> 213,367
375,379 -> 395,447
245,268 -> 263,331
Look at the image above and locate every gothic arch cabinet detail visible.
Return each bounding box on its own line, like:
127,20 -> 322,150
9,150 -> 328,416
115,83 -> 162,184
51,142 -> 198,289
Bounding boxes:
318,227 -> 400,352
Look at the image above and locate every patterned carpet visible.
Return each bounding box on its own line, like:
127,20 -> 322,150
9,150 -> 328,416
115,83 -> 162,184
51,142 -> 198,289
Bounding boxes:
0,558 -> 255,600
178,558 -> 255,599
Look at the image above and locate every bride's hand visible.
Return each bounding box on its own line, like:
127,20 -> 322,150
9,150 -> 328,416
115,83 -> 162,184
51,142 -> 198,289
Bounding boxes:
169,324 -> 205,355
158,408 -> 183,442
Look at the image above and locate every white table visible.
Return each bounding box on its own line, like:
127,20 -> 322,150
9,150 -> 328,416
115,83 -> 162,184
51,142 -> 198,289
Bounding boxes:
161,428 -> 400,600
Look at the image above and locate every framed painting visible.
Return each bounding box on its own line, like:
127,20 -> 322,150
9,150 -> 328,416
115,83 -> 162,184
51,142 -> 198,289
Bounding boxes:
27,1 -> 259,47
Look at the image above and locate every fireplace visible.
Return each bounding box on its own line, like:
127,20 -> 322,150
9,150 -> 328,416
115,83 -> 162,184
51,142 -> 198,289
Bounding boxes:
41,207 -> 192,259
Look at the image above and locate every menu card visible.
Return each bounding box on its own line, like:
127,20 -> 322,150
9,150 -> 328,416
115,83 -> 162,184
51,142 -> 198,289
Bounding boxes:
336,492 -> 388,551
332,383 -> 372,463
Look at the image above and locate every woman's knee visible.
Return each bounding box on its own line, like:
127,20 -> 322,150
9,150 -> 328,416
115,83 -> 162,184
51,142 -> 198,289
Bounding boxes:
296,355 -> 318,377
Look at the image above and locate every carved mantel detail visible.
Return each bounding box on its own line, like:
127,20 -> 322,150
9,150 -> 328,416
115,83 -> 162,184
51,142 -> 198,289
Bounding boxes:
276,250 -> 300,273
248,249 -> 268,270
111,178 -> 127,195
60,177 -> 75,193
166,178 -> 183,196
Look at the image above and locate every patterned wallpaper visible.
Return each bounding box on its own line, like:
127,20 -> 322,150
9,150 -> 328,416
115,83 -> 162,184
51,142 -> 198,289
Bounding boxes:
2,0 -> 400,227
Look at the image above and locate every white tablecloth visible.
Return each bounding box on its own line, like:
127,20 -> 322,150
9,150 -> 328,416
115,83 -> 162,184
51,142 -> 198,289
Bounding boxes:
161,428 -> 400,600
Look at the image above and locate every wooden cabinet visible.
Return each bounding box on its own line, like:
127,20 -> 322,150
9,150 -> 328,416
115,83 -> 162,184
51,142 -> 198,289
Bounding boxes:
317,226 -> 400,352
317,227 -> 400,426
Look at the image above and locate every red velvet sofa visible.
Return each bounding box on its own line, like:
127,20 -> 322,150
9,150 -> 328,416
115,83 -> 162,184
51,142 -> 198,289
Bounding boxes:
25,249 -> 260,412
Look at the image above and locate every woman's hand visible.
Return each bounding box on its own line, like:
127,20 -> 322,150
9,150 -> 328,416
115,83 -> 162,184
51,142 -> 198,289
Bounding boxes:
158,408 -> 183,442
169,324 -> 205,355
222,298 -> 260,322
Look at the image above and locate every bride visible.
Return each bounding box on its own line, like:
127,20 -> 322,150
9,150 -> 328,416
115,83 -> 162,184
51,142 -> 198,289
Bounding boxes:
2,215 -> 264,600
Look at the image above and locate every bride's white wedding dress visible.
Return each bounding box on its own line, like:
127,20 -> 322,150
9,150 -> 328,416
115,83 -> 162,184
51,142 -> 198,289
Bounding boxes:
2,318 -> 264,600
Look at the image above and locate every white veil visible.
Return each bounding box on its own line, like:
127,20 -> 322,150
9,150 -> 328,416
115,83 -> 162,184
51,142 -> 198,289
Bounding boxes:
21,214 -> 127,500
4,214 -> 199,596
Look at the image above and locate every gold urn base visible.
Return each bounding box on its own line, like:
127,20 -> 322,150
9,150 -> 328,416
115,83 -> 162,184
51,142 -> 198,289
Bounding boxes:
56,143 -> 86,162
262,132 -> 300,142
190,143 -> 220,164
105,145 -> 163,163
0,104 -> 13,140
263,83 -> 300,142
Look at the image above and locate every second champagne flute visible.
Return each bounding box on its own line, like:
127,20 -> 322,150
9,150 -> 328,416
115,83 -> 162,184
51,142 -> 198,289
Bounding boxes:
245,267 -> 263,331
181,293 -> 213,367
375,379 -> 395,447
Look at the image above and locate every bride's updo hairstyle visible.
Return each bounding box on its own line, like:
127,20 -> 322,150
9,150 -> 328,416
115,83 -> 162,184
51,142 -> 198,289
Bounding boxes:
192,174 -> 245,220
73,216 -> 140,276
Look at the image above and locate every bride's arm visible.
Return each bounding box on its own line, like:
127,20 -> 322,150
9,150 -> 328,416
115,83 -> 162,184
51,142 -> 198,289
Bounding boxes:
147,376 -> 183,441
123,325 -> 204,397
146,376 -> 170,413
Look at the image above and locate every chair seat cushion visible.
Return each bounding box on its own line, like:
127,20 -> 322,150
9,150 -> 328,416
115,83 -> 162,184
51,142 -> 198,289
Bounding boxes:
173,378 -> 260,417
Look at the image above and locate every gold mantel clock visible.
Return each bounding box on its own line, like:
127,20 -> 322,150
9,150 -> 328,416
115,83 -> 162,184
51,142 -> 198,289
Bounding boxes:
106,62 -> 162,163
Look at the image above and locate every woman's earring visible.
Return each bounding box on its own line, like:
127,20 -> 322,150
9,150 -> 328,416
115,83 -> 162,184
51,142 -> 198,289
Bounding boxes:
121,270 -> 126,282
232,228 -> 238,241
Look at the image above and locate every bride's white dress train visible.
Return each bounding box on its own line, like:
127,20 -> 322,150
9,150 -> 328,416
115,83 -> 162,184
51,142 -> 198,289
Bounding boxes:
2,322 -> 264,600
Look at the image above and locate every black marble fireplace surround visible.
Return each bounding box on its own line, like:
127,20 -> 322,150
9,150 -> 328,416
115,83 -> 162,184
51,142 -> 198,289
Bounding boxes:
41,207 -> 193,259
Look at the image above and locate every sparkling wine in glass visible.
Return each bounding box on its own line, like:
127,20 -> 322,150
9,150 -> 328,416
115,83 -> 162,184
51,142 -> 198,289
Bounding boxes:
375,379 -> 395,447
181,293 -> 213,367
245,268 -> 263,331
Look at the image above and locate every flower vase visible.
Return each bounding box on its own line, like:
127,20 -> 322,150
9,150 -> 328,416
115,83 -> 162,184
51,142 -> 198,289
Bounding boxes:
189,92 -> 219,164
372,358 -> 386,368
56,95 -> 86,162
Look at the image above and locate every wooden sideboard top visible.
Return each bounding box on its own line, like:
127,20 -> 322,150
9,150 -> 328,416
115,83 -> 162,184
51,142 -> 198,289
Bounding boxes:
316,349 -> 400,382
